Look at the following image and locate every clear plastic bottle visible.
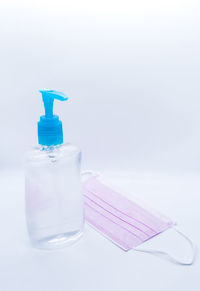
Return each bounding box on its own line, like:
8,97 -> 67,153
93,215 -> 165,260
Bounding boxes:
24,90 -> 84,249
25,144 -> 84,249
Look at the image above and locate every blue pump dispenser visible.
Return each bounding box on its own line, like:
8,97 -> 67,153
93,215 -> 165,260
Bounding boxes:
38,89 -> 68,146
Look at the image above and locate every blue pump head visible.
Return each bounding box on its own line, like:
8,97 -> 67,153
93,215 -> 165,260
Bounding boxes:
38,89 -> 68,146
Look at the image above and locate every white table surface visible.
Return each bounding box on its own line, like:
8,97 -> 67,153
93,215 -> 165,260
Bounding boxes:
0,170 -> 199,291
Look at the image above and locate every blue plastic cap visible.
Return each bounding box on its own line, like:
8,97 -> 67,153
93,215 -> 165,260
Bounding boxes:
38,89 -> 68,146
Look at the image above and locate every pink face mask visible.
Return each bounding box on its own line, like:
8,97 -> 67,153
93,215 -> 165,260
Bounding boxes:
82,174 -> 196,265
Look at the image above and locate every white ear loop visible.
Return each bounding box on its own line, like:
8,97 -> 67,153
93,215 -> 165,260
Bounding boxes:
81,171 -> 99,181
134,227 -> 197,265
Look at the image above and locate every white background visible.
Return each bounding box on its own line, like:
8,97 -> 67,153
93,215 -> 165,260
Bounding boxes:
0,0 -> 200,172
0,1 -> 200,290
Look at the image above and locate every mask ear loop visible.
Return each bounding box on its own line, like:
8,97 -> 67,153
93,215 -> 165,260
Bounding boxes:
81,171 -> 99,181
134,227 -> 197,265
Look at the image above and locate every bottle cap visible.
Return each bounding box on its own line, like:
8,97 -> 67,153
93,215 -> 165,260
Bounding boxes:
38,89 -> 68,146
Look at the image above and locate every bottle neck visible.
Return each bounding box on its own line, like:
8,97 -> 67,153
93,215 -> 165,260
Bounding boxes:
39,143 -> 63,152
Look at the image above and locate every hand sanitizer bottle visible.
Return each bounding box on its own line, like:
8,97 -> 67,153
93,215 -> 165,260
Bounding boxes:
25,90 -> 84,249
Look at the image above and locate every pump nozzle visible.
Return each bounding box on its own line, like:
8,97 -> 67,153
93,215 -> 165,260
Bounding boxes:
38,89 -> 68,146
39,89 -> 68,118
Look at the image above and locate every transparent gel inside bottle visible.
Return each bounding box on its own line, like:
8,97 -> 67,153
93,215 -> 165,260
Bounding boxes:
25,143 -> 84,249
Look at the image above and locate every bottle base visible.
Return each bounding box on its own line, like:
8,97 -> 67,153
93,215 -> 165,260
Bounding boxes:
31,229 -> 84,250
